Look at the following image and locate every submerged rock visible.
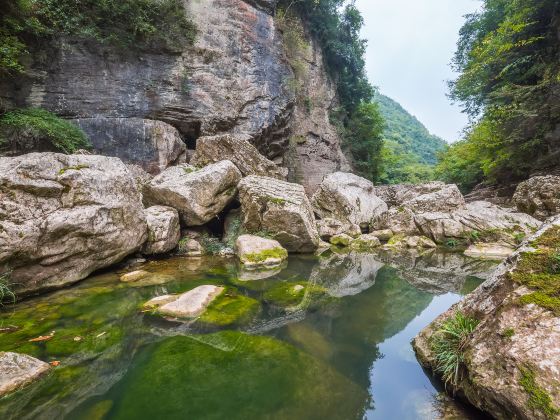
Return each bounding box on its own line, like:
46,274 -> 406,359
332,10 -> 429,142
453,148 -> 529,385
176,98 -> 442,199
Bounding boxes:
513,175 -> 560,220
0,352 -> 50,397
191,134 -> 286,179
235,234 -> 288,268
143,206 -> 181,255
350,234 -> 382,251
413,216 -> 560,419
0,153 -> 147,295
120,270 -> 150,283
238,176 -> 320,252
311,172 -> 387,228
155,285 -> 225,319
144,161 -> 242,226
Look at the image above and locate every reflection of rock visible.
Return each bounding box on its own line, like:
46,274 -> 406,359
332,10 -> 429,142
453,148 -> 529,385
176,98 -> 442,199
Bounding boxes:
0,352 -> 50,398
376,250 -> 498,294
311,252 -> 384,297
464,243 -> 514,259
237,263 -> 286,281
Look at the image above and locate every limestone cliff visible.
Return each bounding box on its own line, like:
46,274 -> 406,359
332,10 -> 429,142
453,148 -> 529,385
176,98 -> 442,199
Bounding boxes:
0,0 -> 348,194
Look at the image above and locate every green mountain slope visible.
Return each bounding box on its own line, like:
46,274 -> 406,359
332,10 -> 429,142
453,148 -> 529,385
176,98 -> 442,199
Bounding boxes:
374,93 -> 447,184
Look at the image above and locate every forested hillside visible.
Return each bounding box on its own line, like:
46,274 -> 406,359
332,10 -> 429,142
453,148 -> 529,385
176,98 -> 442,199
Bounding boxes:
375,93 -> 446,184
436,0 -> 560,192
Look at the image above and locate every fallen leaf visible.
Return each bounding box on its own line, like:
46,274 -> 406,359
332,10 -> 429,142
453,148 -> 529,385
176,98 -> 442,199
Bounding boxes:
49,361 -> 60,367
96,332 -> 106,338
73,336 -> 82,342
29,335 -> 53,342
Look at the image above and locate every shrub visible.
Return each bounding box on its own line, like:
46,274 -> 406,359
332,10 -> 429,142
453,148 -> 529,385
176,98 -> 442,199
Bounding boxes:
0,271 -> 15,305
0,108 -> 91,154
431,311 -> 479,387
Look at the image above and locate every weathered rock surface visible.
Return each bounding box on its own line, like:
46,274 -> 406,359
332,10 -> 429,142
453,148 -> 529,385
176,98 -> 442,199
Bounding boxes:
143,206 -> 181,255
0,153 -> 147,295
513,175 -> 560,220
350,234 -> 381,251
191,134 -> 286,179
465,182 -> 516,207
374,182 -> 447,207
316,218 -> 361,241
154,285 -> 225,318
74,118 -> 186,174
312,172 -> 388,228
0,352 -> 50,397
144,161 -> 242,226
120,270 -> 150,283
330,233 -> 354,247
238,176 -> 320,252
236,234 -> 288,268
177,237 -> 205,257
413,217 -> 560,419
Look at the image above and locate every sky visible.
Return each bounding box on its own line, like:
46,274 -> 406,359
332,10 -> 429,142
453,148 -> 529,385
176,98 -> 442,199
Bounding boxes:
355,0 -> 483,143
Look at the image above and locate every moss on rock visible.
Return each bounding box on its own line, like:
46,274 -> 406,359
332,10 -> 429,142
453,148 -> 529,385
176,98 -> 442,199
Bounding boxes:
243,247 -> 288,264
263,282 -> 327,307
198,292 -> 260,327
519,366 -> 560,419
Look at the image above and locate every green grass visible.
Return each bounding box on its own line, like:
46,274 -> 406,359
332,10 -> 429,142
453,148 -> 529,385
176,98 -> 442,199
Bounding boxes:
430,311 -> 479,388
0,108 -> 91,154
0,271 -> 16,305
519,366 -> 560,419
502,328 -> 515,338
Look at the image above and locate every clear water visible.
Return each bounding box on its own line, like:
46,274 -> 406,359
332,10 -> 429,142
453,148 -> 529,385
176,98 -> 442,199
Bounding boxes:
0,250 -> 499,420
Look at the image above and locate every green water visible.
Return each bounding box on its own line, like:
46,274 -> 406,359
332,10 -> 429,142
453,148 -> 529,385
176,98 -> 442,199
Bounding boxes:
0,250 -> 498,420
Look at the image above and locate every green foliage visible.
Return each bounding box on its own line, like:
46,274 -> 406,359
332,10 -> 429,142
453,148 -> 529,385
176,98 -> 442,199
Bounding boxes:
431,311 -> 479,387
376,93 -> 447,165
0,108 -> 91,154
502,327 -> 515,338
379,139 -> 437,185
439,0 -> 560,187
0,270 -> 15,305
0,0 -> 196,74
344,102 -> 385,182
200,235 -> 227,256
518,366 -> 560,419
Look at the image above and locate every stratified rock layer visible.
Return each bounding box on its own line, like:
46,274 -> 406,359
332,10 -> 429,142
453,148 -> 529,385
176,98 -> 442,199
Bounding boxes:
0,153 -> 147,295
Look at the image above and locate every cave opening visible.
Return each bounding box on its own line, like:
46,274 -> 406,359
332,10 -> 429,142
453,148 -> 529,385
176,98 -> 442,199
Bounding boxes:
182,121 -> 201,150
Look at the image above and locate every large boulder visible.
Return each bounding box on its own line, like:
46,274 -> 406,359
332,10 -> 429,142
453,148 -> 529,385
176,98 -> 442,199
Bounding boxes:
0,352 -> 50,397
316,218 -> 361,241
513,175 -> 560,220
191,134 -> 286,179
238,176 -> 320,253
311,172 -> 387,228
144,161 -> 242,226
0,153 -> 147,296
413,216 -> 560,419
142,206 -> 181,255
235,234 -> 288,268
414,201 -> 540,245
74,118 -> 187,174
375,181 -> 447,207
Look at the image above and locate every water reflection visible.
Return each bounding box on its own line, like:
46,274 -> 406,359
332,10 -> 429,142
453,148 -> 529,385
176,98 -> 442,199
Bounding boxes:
0,251 -> 497,420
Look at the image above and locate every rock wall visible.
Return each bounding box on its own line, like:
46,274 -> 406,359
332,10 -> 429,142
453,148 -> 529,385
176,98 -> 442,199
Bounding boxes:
0,0 -> 348,194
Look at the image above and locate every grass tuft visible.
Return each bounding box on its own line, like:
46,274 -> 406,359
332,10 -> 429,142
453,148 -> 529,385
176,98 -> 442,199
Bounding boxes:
431,311 -> 479,388
0,271 -> 16,305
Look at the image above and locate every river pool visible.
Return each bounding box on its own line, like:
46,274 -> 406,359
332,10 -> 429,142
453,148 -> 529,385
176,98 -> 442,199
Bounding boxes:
0,250 -> 498,420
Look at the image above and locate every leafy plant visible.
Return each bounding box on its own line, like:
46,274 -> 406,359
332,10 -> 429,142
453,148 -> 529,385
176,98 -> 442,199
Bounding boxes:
0,271 -> 16,305
470,230 -> 480,242
446,239 -> 458,248
431,311 -> 479,388
0,108 -> 91,154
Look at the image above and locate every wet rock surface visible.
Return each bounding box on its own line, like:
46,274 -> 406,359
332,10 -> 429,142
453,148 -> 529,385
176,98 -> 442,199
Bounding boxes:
0,352 -> 50,398
235,234 -> 288,268
0,153 -> 147,295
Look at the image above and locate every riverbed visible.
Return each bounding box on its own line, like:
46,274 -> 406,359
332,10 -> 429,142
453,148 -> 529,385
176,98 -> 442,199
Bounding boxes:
0,250 -> 498,419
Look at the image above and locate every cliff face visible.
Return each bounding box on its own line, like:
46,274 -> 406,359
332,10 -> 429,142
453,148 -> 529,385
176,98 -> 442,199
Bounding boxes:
0,0 -> 348,194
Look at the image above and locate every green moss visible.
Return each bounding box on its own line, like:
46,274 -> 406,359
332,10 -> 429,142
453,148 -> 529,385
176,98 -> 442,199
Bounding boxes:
243,248 -> 288,264
387,234 -> 406,246
267,196 -> 287,205
330,235 -> 351,248
182,166 -> 198,174
263,282 -> 326,307
520,292 -> 560,316
198,292 -> 260,327
502,327 -> 515,338
532,226 -> 560,249
518,366 -> 560,419
58,164 -> 90,175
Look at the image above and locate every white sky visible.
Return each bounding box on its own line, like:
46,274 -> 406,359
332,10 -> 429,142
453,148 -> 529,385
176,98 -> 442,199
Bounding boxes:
355,0 -> 483,142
